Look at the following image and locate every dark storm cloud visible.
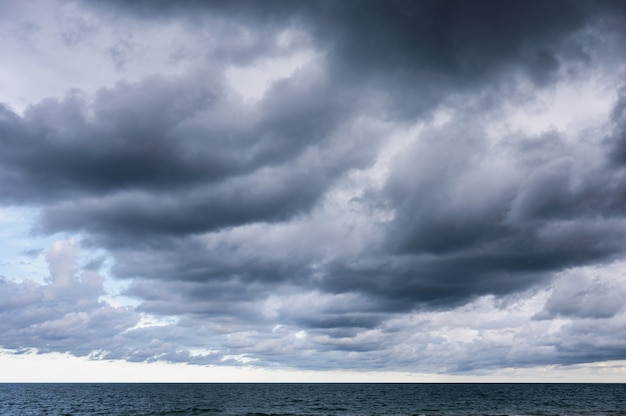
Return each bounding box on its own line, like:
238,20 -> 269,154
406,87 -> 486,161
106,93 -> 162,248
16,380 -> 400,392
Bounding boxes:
606,87 -> 626,166
309,92 -> 626,311
38,166 -> 327,237
1,60 -> 373,239
2,0 -> 616,235
68,0 -> 626,313
90,0 -> 611,121
0,77 -> 221,201
4,0 -> 626,371
96,0 -> 591,76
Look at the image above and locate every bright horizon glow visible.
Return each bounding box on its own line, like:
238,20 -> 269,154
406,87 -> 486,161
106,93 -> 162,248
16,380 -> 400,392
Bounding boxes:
1,350 -> 625,383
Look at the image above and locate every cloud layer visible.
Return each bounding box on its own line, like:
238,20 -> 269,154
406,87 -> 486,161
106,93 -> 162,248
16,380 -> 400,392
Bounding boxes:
2,0 -> 626,375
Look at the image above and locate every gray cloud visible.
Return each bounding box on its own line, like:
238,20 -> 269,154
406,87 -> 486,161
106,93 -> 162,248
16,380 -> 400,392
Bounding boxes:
534,271 -> 626,320
0,240 -> 139,356
1,61 -> 376,240
607,87 -> 626,166
2,0 -> 626,374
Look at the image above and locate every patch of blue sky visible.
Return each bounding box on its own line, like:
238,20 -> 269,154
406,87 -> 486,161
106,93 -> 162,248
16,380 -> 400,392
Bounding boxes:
0,205 -> 136,307
0,206 -> 63,283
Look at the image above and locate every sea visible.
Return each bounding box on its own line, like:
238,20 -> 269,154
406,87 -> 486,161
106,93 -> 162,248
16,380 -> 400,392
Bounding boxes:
0,383 -> 624,416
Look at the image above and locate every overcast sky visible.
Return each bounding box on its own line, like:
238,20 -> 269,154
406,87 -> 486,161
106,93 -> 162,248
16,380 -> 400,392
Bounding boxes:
2,0 -> 626,382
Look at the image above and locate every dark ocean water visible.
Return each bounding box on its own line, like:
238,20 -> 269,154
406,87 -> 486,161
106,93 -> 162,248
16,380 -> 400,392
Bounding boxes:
0,383 -> 624,416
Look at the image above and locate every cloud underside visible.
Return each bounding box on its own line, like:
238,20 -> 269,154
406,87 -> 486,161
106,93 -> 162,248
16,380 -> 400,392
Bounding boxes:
2,0 -> 626,373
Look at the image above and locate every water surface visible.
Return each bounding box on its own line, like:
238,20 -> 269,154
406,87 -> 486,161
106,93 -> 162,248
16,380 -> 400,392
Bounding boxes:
1,383 -> 624,415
